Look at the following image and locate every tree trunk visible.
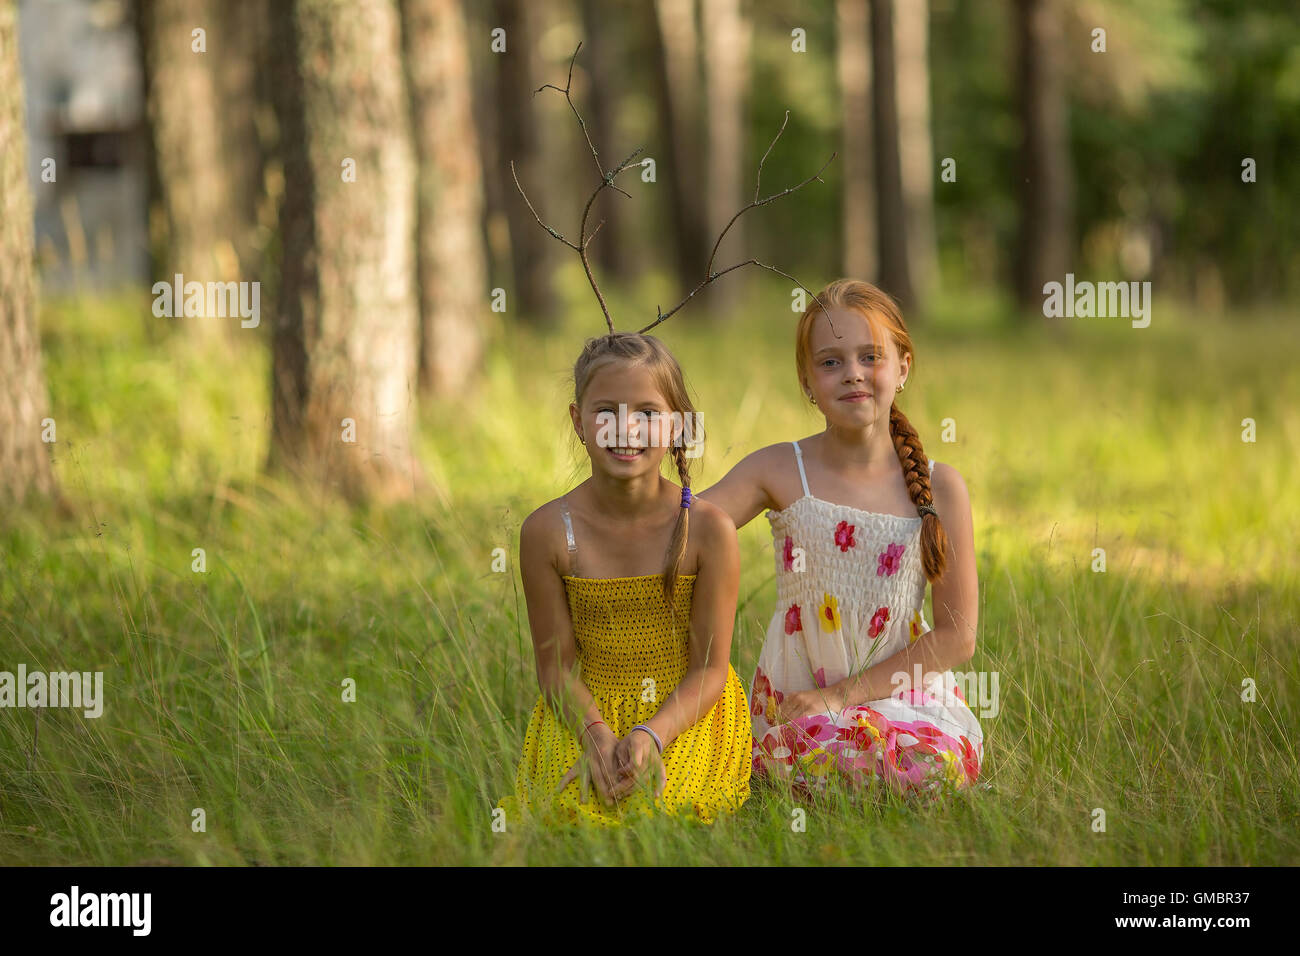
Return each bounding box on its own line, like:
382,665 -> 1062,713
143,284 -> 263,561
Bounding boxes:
493,0 -> 555,325
648,0 -> 710,302
401,0 -> 487,398
701,0 -> 749,317
267,0 -> 424,505
578,0 -> 633,284
893,0 -> 938,301
837,0 -> 876,280
869,0 -> 915,311
0,6 -> 60,508
1013,0 -> 1072,316
213,0 -> 269,281
136,0 -> 238,342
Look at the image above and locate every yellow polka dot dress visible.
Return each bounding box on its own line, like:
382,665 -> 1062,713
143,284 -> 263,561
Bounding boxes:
497,573 -> 752,827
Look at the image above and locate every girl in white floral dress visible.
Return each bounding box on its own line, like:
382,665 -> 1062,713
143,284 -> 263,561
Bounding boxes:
700,279 -> 985,799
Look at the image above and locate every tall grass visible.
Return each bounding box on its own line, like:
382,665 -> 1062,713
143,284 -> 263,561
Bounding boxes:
1,274 -> 1296,864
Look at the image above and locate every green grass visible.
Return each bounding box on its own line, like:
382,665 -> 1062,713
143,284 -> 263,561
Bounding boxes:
2,272 -> 1297,865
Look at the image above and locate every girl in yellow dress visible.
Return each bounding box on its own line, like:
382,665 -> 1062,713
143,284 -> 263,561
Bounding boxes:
497,332 -> 752,827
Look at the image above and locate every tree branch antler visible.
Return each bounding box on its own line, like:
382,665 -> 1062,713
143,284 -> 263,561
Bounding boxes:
637,111 -> 838,336
511,42 -> 641,334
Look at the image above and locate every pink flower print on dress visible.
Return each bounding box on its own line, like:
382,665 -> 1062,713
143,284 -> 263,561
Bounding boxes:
868,605 -> 891,639
834,520 -> 857,552
876,542 -> 905,576
782,535 -> 795,571
784,604 -> 802,635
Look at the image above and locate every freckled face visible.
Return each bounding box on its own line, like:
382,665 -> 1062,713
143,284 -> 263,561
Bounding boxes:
802,308 -> 909,426
570,363 -> 677,476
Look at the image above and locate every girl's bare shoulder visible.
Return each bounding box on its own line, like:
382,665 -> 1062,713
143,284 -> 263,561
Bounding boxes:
519,495 -> 573,572
929,462 -> 971,518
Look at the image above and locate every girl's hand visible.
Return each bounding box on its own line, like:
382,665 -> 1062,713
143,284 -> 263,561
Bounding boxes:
774,687 -> 844,724
555,727 -> 621,806
609,729 -> 666,799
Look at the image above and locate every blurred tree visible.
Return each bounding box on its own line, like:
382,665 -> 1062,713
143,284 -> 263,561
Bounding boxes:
493,0 -> 556,325
0,6 -> 60,508
214,0 -> 271,283
135,0 -> 241,342
267,0 -> 425,504
701,0 -> 750,317
838,0 -> 876,282
870,0 -> 916,311
1012,0 -> 1073,316
894,0 -> 938,300
401,0 -> 487,397
647,0 -> 710,303
578,0 -> 633,284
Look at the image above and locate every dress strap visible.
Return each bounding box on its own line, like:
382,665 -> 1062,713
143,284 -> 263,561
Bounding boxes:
560,498 -> 577,554
929,458 -> 935,474
791,441 -> 811,497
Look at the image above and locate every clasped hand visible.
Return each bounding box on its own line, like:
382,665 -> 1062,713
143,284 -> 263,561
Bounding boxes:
555,726 -> 666,806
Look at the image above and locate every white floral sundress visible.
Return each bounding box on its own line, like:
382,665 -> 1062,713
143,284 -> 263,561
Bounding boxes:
750,440 -> 985,798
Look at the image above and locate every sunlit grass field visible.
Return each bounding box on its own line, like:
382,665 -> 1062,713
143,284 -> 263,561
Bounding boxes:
2,272 -> 1297,865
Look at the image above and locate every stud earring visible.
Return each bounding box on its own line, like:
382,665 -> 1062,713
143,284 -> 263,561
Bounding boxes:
896,383 -> 904,393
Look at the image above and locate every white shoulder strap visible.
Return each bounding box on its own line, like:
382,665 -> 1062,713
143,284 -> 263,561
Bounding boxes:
559,498 -> 577,553
929,458 -> 935,474
792,441 -> 811,497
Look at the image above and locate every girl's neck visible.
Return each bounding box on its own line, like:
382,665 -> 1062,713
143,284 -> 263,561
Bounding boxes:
815,421 -> 896,472
583,471 -> 669,521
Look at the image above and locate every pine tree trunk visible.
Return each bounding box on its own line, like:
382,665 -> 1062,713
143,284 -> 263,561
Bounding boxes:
0,6 -> 59,508
648,0 -> 710,303
267,0 -> 424,504
136,0 -> 238,342
869,0 -> 916,311
837,0 -> 876,281
701,0 -> 749,317
493,0 -> 555,325
1013,0 -> 1072,316
578,0 -> 632,284
894,0 -> 938,302
401,0 -> 487,398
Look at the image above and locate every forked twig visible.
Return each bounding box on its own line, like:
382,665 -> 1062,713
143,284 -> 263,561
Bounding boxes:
638,110 -> 837,335
512,44 -> 838,337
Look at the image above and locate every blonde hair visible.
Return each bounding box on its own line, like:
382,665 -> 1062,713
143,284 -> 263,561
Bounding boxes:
795,279 -> 949,582
573,332 -> 700,605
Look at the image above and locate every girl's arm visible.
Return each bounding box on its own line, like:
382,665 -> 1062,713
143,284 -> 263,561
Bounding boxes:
638,500 -> 741,747
518,507 -> 618,754
697,446 -> 776,530
834,463 -> 979,706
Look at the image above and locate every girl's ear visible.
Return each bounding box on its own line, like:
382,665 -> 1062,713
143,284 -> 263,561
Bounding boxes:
569,402 -> 583,439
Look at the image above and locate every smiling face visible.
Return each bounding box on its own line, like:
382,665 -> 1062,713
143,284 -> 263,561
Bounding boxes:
801,307 -> 911,428
569,361 -> 679,477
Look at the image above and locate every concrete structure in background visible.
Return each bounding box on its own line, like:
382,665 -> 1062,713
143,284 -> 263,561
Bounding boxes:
19,0 -> 147,292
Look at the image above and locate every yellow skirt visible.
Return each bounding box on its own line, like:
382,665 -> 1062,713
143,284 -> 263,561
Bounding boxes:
497,664 -> 752,827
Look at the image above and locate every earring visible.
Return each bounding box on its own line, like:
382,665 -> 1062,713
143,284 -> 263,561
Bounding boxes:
896,383 -> 904,393
579,433 -> 587,445
808,393 -> 817,405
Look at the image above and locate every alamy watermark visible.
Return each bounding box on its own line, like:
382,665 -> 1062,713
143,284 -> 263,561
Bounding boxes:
151,273 -> 260,328
592,405 -> 704,459
0,667 -> 103,718
1042,273 -> 1151,328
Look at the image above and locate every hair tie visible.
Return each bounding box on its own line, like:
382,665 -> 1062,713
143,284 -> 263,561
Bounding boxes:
917,503 -> 937,519
680,486 -> 693,509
